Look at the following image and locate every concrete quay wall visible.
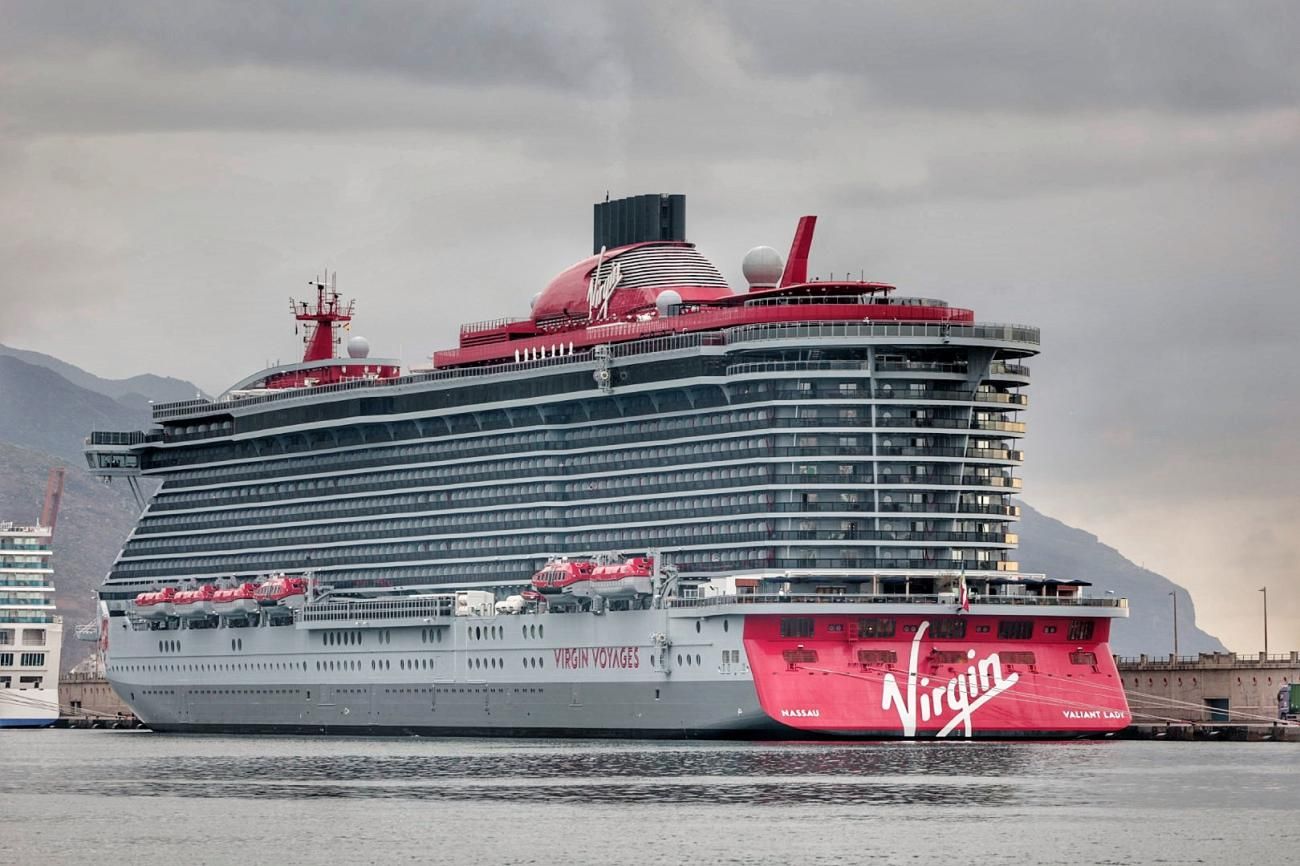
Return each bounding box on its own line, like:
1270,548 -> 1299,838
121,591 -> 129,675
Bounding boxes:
58,673 -> 138,727
1117,652 -> 1299,724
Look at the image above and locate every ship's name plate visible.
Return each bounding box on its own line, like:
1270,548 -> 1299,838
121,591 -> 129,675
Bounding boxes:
553,646 -> 641,670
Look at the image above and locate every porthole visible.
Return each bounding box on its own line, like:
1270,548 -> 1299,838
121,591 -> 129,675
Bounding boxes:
539,625 -> 544,639
695,620 -> 701,633
677,654 -> 683,666
723,620 -> 729,633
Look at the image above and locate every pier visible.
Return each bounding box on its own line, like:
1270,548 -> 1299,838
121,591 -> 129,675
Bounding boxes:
1117,652 -> 1300,739
57,672 -> 141,728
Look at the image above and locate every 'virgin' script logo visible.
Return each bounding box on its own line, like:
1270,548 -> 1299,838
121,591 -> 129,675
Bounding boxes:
587,261 -> 622,320
880,621 -> 1019,737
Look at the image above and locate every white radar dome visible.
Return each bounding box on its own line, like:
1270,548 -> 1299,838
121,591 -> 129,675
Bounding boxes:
346,336 -> 371,359
742,246 -> 784,289
655,289 -> 683,317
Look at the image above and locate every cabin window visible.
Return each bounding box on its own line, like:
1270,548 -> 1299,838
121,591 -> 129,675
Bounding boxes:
1002,652 -> 1037,666
780,617 -> 814,639
1070,651 -> 1098,666
782,648 -> 818,664
857,617 -> 895,638
998,621 -> 1034,640
857,649 -> 898,665
930,619 -> 967,639
930,651 -> 967,664
1068,620 -> 1095,642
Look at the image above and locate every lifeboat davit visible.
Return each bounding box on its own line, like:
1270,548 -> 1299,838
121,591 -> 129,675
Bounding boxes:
173,584 -> 216,618
132,586 -> 176,619
255,575 -> 308,610
530,559 -> 595,594
589,556 -> 654,599
212,583 -> 261,617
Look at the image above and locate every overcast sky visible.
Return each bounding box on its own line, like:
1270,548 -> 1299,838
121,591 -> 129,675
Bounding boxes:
2,1 -> 1296,652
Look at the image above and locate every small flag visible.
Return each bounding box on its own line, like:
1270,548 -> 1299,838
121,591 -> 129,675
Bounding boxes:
959,572 -> 970,613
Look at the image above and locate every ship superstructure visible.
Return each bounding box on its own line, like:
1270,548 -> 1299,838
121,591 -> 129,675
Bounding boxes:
85,194 -> 1131,737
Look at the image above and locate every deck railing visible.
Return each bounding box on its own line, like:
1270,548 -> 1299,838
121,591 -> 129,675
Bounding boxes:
667,593 -> 1127,609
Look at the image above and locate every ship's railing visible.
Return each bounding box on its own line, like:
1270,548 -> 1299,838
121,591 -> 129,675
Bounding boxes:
460,316 -> 533,335
667,593 -> 1128,609
297,595 -> 456,623
1116,652 -> 1300,668
88,430 -> 148,446
146,319 -> 1039,422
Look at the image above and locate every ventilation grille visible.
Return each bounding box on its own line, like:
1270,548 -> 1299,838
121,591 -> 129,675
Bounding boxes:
591,245 -> 728,292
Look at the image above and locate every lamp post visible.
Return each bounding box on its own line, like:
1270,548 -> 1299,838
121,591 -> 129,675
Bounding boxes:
1260,586 -> 1269,656
1168,590 -> 1179,658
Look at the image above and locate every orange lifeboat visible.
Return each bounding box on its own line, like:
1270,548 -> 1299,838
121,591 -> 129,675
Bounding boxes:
254,575 -> 308,610
212,583 -> 261,617
530,559 -> 595,594
132,586 -> 176,618
589,556 -> 654,599
173,584 -> 216,618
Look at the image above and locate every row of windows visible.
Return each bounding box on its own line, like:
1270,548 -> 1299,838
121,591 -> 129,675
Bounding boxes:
166,433 -> 780,498
0,652 -> 47,667
114,526 -> 1014,578
123,514 -> 989,561
128,504 -> 794,556
152,458 -> 784,513
0,628 -> 46,646
159,397 -> 762,479
777,617 -> 1096,643
149,382 -> 1023,480
130,490 -> 1010,544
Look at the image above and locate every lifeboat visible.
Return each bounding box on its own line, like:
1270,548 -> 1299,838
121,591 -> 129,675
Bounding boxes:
132,586 -> 176,618
255,575 -> 308,610
530,559 -> 595,594
212,583 -> 261,617
589,556 -> 654,599
173,584 -> 216,618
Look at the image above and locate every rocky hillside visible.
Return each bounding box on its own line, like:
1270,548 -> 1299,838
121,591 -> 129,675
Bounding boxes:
0,442 -> 141,669
0,342 -> 206,404
0,355 -> 150,463
1016,502 -> 1225,656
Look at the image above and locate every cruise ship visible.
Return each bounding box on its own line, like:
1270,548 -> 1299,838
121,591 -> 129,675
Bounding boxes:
1,520 -> 62,727
86,193 -> 1131,737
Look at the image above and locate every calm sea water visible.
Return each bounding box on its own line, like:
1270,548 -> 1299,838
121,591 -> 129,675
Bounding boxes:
2,731 -> 1297,865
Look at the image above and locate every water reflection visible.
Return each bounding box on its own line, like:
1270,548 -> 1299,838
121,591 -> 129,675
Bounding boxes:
0,739 -> 1083,806
54,778 -> 1020,806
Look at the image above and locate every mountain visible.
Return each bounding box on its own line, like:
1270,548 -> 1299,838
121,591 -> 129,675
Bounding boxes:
1015,502 -> 1226,656
0,355 -> 151,463
0,441 -> 142,671
0,342 -> 207,405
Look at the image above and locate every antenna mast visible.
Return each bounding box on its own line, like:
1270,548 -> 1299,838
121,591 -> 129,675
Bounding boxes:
289,272 -> 355,363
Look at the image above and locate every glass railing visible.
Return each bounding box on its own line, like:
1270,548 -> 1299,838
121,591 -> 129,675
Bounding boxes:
146,320 -> 1039,422
669,593 -> 1127,609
